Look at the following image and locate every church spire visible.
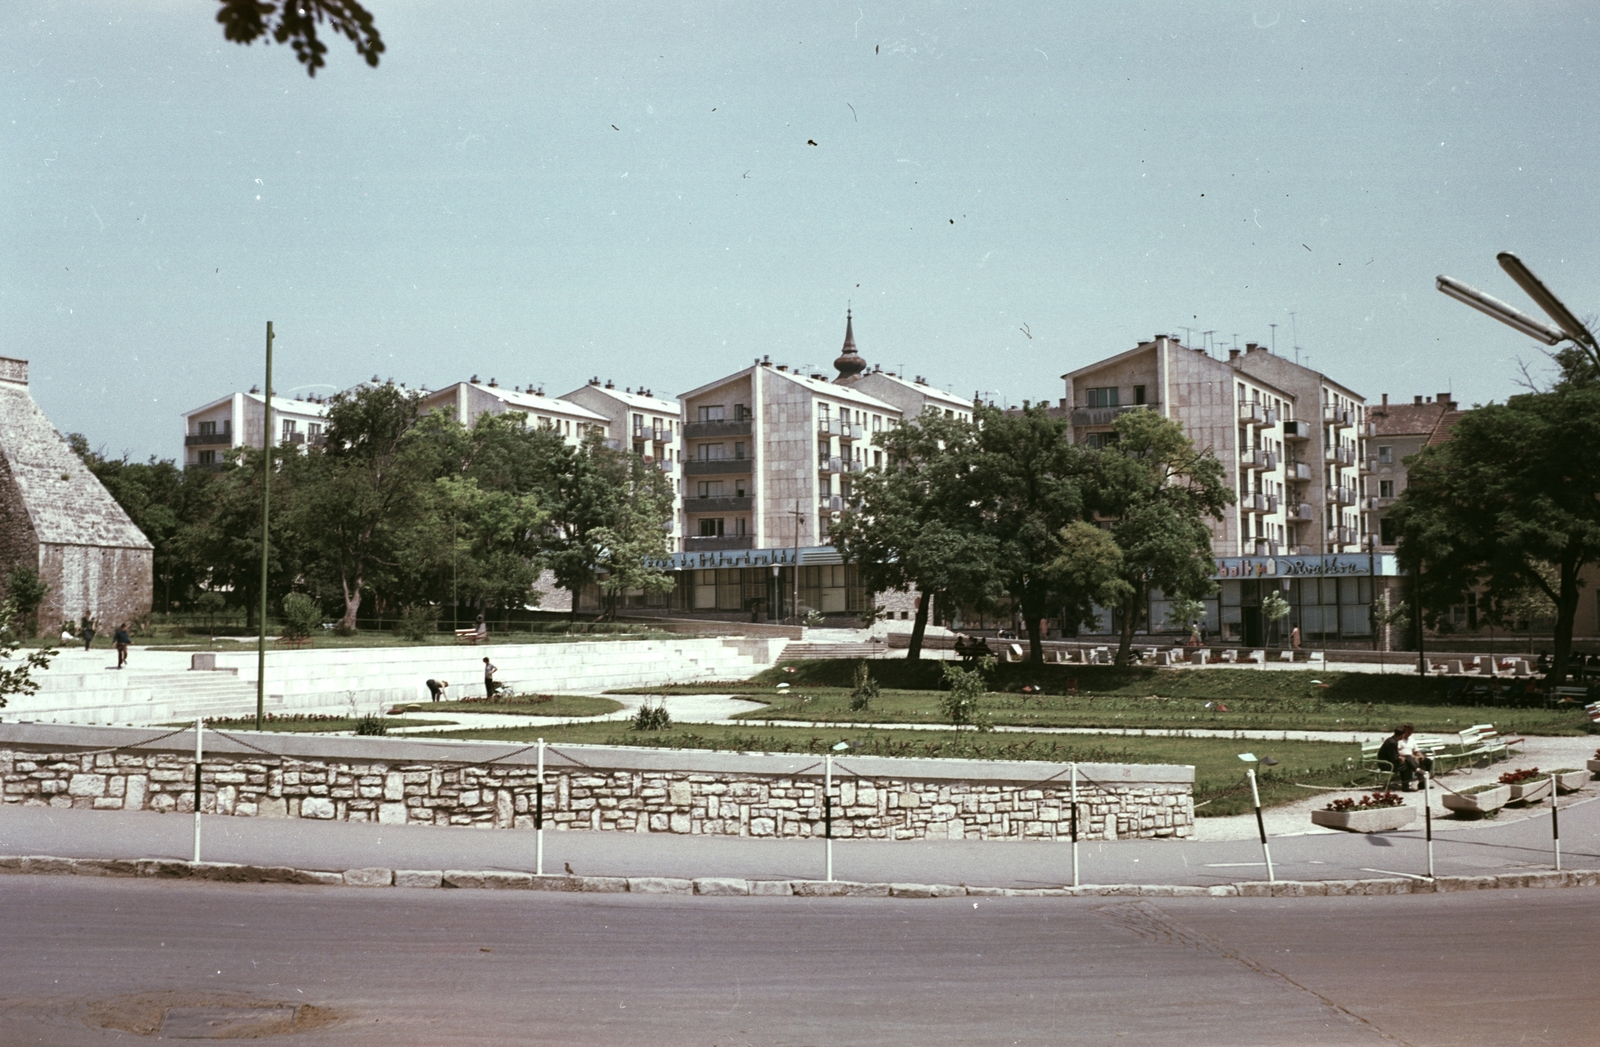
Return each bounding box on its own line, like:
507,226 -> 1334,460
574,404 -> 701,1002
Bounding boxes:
833,309 -> 866,380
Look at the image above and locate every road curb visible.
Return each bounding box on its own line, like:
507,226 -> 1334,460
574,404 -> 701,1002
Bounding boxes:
2,854 -> 1598,898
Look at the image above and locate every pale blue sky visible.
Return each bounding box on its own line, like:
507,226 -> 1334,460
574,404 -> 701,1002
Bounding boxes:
4,2 -> 1598,459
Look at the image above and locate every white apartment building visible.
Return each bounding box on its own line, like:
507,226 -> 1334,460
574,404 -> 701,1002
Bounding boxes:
562,379 -> 683,547
181,390 -> 330,470
1062,335 -> 1395,647
419,378 -> 608,446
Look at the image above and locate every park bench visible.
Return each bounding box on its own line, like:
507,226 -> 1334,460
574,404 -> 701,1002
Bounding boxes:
1358,740 -> 1397,789
1587,702 -> 1600,725
1547,685 -> 1592,709
455,628 -> 487,645
273,635 -> 312,650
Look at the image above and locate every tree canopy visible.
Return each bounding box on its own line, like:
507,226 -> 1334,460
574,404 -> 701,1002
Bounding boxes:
217,0 -> 383,77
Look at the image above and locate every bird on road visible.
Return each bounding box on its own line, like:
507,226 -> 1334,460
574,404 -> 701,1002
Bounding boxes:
564,862 -> 575,875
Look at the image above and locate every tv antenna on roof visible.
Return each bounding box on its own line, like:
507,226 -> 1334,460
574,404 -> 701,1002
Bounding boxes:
1289,312 -> 1301,366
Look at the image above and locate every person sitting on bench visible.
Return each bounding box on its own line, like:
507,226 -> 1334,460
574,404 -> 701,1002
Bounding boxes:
1379,724 -> 1432,791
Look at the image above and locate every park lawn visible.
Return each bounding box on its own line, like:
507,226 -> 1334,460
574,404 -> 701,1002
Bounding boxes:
715,687 -> 1592,737
410,721 -> 1367,817
387,695 -> 623,717
188,716 -> 454,733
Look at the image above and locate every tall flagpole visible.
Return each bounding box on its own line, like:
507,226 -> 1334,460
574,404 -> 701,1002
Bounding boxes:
256,321 -> 273,731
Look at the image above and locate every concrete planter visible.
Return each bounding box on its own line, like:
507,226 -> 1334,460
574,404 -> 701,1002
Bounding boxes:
1586,759 -> 1600,776
1442,784 -> 1509,816
1506,778 -> 1552,804
1310,805 -> 1416,833
1555,770 -> 1589,794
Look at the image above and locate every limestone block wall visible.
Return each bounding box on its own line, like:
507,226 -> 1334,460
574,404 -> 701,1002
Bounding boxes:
0,725 -> 1194,842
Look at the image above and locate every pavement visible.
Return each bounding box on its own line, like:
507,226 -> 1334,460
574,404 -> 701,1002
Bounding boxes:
2,872 -> 1597,1046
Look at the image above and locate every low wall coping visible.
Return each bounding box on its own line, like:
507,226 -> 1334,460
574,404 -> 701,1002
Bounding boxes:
0,722 -> 1192,785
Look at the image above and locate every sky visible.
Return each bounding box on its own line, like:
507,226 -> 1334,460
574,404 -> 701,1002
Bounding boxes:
5,1 -> 1599,460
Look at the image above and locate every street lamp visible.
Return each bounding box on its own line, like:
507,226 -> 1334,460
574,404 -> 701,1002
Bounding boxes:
1436,254 -> 1600,372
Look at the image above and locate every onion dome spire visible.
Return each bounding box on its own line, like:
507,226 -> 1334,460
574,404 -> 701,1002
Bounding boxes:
833,309 -> 866,379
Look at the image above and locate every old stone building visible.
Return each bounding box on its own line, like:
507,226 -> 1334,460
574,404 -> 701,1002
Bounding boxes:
0,357 -> 152,632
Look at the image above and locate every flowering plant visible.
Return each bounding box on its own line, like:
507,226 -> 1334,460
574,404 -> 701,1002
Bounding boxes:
1325,791 -> 1404,812
1498,767 -> 1541,785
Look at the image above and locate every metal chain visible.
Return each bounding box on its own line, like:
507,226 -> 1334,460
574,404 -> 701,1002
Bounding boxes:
10,723 -> 196,762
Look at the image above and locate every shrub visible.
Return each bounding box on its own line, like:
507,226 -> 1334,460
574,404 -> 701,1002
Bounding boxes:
632,701 -> 672,731
940,660 -> 993,733
280,592 -> 322,640
849,661 -> 879,712
3,566 -> 49,636
802,609 -> 826,627
353,715 -> 388,736
398,603 -> 439,642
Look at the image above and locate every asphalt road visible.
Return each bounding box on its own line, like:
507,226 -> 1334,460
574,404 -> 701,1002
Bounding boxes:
2,795 -> 1595,889
1,874 -> 1596,1046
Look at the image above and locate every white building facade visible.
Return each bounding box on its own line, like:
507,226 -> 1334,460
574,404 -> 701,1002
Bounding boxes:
181,391 -> 330,470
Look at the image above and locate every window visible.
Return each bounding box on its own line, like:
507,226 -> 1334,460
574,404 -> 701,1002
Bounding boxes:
734,403 -> 750,420
698,443 -> 725,461
1133,385 -> 1146,405
1085,387 -> 1119,408
281,419 -> 297,438
198,420 -> 217,436
873,450 -> 882,468
698,405 -> 725,422
872,415 -> 882,431
1379,480 -> 1395,498
1378,445 -> 1393,464
735,517 -> 747,535
307,423 -> 321,437
698,518 -> 725,537
734,441 -> 746,460
734,479 -> 746,497
1380,517 -> 1396,545
198,450 -> 216,465
1085,432 -> 1119,449
696,481 -> 724,499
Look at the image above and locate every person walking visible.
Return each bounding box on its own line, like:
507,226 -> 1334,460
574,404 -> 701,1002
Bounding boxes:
1290,625 -> 1302,651
80,614 -> 96,652
113,623 -> 131,669
482,657 -> 501,699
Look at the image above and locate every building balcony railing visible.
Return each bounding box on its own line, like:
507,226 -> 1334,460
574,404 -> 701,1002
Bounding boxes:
1288,461 -> 1312,482
1289,544 -> 1316,556
819,495 -> 851,513
818,456 -> 843,474
1244,492 -> 1268,515
1281,419 -> 1311,441
1363,496 -> 1380,511
684,535 -> 755,551
684,419 -> 750,439
1238,402 -> 1266,426
1324,405 -> 1352,429
1241,449 -> 1266,472
1334,525 -> 1356,544
1326,486 -> 1356,506
1323,445 -> 1354,466
1361,457 -> 1378,474
185,432 -> 232,446
1287,502 -> 1314,523
1263,451 -> 1279,471
1069,403 -> 1157,427
1250,539 -> 1281,557
688,496 -> 753,514
286,432 -> 306,445
684,457 -> 753,476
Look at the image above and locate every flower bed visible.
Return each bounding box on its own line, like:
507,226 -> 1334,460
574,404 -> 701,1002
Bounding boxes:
1442,782 -> 1510,818
1498,767 -> 1542,786
1310,791 -> 1414,833
1498,767 -> 1551,803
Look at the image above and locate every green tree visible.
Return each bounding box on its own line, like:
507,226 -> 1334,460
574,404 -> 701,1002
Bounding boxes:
590,455 -> 677,620
1044,521 -> 1132,637
831,411 -> 1000,660
297,383 -> 429,631
965,404 -> 1091,663
1,567 -> 49,637
0,600 -> 54,706
216,0 -> 383,77
1089,410 -> 1232,665
940,659 -> 994,733
1389,381 -> 1600,683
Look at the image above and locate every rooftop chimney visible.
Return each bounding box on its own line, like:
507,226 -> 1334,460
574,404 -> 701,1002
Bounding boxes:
1437,392 -> 1451,407
1414,395 -> 1423,405
1382,393 -> 1389,408
1228,348 -> 1241,362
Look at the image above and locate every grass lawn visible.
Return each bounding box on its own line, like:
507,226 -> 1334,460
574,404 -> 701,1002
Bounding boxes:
386,695 -> 623,717
410,720 -> 1370,817
188,715 -> 454,733
612,660 -> 1595,737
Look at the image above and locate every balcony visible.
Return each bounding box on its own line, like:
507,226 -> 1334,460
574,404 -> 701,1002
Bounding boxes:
1323,445 -> 1354,466
819,495 -> 851,513
1238,402 -> 1266,426
285,432 -> 306,446
1326,486 -> 1356,506
684,419 -> 751,439
1334,525 -> 1356,545
1069,403 -> 1156,427
1281,420 -> 1311,441
1289,544 -> 1316,556
1262,408 -> 1278,429
1288,462 -> 1312,482
1324,405 -> 1352,429
1244,492 -> 1268,515
688,496 -> 753,514
684,535 -> 756,552
818,456 -> 843,474
685,457 -> 753,476
1287,502 -> 1314,523
1263,451 -> 1279,471
1240,449 -> 1266,472
1250,539 -> 1281,557
185,431 -> 232,447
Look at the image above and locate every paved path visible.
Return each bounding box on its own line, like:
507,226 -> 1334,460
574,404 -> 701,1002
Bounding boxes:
1,873 -> 1595,1045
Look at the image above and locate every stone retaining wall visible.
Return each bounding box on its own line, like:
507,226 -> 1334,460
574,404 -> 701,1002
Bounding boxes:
0,725 -> 1194,842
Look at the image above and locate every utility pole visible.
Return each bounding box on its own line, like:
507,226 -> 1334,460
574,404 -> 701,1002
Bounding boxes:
787,499 -> 806,624
256,321 -> 273,732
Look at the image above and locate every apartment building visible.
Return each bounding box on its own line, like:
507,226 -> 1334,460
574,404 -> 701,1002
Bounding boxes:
419,378 -> 608,445
1231,344 -> 1370,555
562,379 -> 682,547
1062,335 -> 1398,647
1366,392 -> 1463,551
1062,334 -> 1297,560
181,390 -> 330,470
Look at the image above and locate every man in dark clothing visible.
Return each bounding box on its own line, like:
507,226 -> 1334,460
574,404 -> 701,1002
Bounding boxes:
483,657 -> 501,698
1377,724 -> 1430,790
113,623 -> 131,669
80,614 -> 95,651
426,679 -> 448,702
